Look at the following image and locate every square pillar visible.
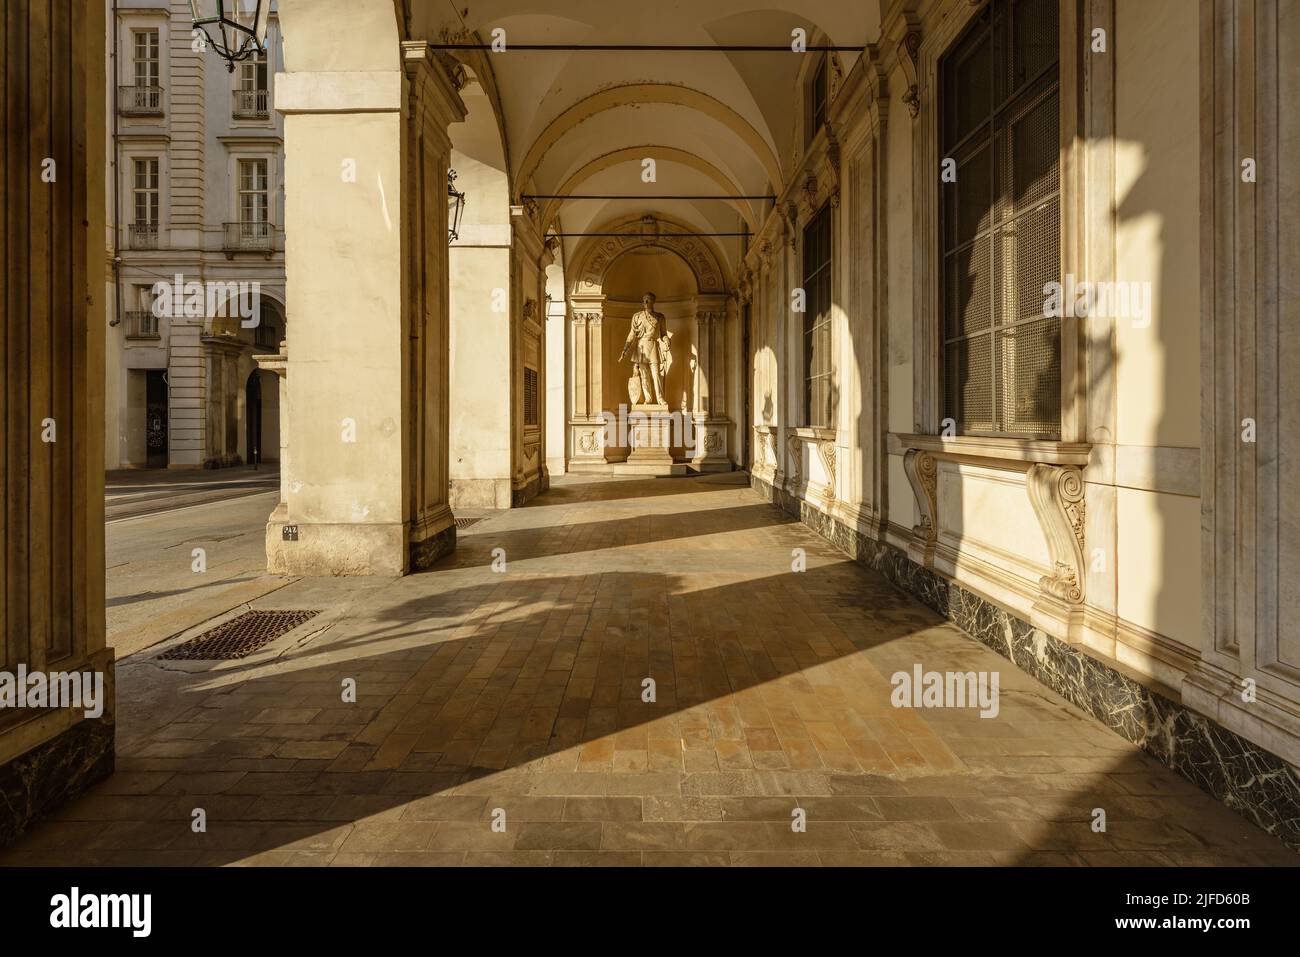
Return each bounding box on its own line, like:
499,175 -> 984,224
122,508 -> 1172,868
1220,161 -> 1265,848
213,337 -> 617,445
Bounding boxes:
567,301 -> 609,471
690,299 -> 732,471
269,46 -> 465,575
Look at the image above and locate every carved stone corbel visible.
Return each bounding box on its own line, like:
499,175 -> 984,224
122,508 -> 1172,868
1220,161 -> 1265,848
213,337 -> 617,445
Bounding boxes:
787,434 -> 803,488
817,440 -> 837,501
1026,464 -> 1087,605
903,449 -> 938,565
898,30 -> 921,119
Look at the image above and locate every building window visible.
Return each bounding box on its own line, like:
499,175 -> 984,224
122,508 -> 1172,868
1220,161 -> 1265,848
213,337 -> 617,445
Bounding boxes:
129,157 -> 159,249
802,204 -> 833,429
238,158 -> 269,224
808,54 -> 829,143
132,29 -> 159,87
939,0 -> 1061,438
523,367 -> 539,427
126,285 -> 159,339
234,51 -> 270,118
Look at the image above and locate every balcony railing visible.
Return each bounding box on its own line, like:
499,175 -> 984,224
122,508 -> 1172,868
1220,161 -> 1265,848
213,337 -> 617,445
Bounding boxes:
233,88 -> 270,119
118,84 -> 163,116
124,311 -> 160,339
223,220 -> 276,256
128,222 -> 158,249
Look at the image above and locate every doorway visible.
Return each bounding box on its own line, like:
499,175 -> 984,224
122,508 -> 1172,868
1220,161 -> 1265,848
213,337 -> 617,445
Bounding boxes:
145,370 -> 168,468
245,369 -> 262,467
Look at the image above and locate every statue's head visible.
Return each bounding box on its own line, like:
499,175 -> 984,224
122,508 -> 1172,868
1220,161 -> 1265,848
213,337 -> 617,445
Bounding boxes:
642,292 -> 656,309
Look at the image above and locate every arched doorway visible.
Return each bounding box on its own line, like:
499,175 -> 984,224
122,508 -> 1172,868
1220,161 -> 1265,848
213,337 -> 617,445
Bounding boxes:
244,369 -> 262,467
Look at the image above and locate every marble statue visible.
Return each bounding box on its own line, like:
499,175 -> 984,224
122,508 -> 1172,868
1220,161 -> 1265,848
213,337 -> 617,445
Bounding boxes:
619,292 -> 673,406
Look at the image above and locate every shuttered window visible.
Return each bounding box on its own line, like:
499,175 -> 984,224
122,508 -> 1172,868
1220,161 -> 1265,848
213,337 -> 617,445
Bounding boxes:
940,0 -> 1061,438
802,204 -> 833,429
523,367 -> 539,427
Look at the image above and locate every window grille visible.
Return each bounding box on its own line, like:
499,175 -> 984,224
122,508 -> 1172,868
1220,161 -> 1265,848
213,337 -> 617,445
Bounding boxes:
940,0 -> 1061,438
809,55 -> 829,142
802,204 -> 833,429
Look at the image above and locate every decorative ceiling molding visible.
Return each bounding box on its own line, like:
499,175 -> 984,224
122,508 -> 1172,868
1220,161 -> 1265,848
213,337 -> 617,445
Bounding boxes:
569,214 -> 729,295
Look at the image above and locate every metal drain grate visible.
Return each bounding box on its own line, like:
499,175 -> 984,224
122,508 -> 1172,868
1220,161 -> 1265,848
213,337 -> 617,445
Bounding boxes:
157,609 -> 320,660
454,517 -> 482,529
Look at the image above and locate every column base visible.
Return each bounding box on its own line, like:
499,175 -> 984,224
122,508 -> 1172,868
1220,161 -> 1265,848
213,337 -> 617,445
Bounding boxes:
265,505 -> 457,576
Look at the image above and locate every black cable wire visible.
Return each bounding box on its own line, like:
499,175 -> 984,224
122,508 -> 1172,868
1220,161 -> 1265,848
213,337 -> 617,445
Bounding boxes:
428,43 -> 861,52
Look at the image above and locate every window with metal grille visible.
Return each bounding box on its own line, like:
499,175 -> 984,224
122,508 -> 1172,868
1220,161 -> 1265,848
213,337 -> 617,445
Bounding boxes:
802,204 -> 833,429
940,0 -> 1061,438
133,157 -> 159,226
809,54 -> 829,143
132,29 -> 159,87
523,366 -> 539,427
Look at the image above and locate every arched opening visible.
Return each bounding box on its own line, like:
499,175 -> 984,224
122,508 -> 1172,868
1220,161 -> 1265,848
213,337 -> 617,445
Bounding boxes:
602,245 -> 699,425
244,368 -> 263,467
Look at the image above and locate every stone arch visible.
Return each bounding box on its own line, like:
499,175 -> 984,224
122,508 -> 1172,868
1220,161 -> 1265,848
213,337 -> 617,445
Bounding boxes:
515,83 -> 783,199
540,146 -> 760,234
569,214 -> 731,298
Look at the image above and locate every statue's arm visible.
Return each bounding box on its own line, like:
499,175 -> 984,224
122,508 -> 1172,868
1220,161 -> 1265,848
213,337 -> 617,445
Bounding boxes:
619,320 -> 635,359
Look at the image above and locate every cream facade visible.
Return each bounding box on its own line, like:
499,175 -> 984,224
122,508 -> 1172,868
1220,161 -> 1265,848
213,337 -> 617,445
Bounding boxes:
105,0 -> 286,470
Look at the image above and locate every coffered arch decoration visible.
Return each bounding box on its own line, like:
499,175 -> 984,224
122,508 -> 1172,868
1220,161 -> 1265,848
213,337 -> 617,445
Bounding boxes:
570,215 -> 731,297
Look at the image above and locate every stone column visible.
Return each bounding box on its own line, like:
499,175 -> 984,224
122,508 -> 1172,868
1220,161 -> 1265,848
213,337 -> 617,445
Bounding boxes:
254,346 -> 290,534
567,299 -> 609,470
269,37 -> 464,575
690,296 -> 732,471
0,0 -> 115,842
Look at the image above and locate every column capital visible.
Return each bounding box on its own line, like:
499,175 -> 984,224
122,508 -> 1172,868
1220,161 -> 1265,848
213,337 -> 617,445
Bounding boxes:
400,41 -> 467,138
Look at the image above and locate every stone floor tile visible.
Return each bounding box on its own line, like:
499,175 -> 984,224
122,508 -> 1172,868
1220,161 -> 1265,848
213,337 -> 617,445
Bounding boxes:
5,474 -> 1290,868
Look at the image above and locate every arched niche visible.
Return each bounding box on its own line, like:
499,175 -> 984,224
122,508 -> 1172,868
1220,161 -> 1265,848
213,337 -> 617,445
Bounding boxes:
600,245 -> 699,421
569,214 -> 731,300
565,215 -> 735,470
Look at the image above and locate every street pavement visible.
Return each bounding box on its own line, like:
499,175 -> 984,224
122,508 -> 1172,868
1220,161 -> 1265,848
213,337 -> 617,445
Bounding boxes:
106,468 -> 289,659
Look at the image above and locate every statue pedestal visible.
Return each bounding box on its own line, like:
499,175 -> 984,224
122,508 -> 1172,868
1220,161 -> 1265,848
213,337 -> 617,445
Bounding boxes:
615,403 -> 686,476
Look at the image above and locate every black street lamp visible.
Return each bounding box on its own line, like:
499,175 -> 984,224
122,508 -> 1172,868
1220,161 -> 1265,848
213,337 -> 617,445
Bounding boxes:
189,1 -> 270,72
448,169 -> 467,244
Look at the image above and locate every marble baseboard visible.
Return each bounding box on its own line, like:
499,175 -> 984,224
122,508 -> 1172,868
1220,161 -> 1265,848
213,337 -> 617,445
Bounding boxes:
0,716 -> 114,848
751,474 -> 1300,852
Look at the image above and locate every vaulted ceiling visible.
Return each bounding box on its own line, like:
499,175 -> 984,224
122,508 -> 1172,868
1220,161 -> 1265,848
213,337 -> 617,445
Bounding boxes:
410,0 -> 882,272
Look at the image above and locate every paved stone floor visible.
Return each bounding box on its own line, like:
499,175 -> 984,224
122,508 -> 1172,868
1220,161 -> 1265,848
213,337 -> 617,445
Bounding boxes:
4,474 -> 1294,866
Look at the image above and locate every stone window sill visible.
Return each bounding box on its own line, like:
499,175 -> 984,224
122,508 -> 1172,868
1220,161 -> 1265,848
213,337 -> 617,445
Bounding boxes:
793,426 -> 836,443
893,432 -> 1091,468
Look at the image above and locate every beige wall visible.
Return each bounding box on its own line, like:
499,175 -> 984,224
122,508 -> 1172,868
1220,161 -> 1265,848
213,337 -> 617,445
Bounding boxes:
450,244 -> 513,508
733,0 -> 1300,765
1110,4 -> 1203,648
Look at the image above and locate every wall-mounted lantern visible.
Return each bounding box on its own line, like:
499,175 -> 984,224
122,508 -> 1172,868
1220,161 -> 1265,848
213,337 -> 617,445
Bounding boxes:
448,169 -> 466,244
188,1 -> 270,72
